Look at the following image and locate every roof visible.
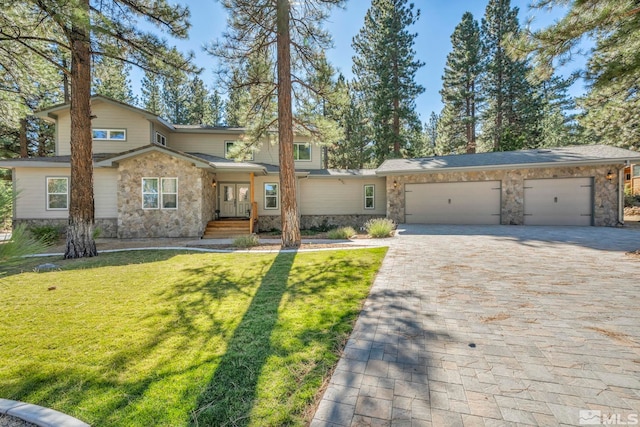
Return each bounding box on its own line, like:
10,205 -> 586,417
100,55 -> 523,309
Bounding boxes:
305,169 -> 379,178
377,145 -> 640,175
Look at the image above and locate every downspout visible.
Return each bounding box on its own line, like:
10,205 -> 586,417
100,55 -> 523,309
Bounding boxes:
619,162 -> 629,225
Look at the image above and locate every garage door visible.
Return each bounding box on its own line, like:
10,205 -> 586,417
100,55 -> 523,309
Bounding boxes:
405,181 -> 501,224
523,177 -> 593,226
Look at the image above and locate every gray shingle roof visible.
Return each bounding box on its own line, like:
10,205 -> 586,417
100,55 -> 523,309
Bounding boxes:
377,145 -> 640,175
305,169 -> 378,177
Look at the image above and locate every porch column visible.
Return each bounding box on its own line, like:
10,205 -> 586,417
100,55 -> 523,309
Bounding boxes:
250,172 -> 256,233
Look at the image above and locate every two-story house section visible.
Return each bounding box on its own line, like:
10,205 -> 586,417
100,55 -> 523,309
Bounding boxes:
0,95 -> 386,238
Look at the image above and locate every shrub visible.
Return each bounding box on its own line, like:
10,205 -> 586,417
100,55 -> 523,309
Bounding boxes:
233,234 -> 260,248
624,187 -> 640,207
327,226 -> 356,240
364,218 -> 395,238
0,225 -> 50,266
29,225 -> 61,245
0,180 -> 12,230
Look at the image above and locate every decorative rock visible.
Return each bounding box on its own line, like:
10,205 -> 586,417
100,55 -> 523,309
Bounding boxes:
35,263 -> 59,272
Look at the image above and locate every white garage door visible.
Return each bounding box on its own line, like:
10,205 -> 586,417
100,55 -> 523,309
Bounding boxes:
405,181 -> 501,224
523,177 -> 593,226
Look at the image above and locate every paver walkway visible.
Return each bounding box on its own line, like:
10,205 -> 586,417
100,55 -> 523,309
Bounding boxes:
311,225 -> 640,426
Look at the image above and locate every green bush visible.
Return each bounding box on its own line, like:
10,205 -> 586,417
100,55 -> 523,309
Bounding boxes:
0,225 -> 50,267
0,180 -> 12,230
29,225 -> 61,245
624,187 -> 640,207
364,218 -> 395,238
233,234 -> 260,248
327,226 -> 356,240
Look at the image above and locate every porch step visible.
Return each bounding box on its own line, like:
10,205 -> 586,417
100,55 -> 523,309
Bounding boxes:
202,219 -> 251,239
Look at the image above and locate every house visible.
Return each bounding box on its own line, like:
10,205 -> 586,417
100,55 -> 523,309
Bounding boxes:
1,96 -> 639,236
0,96 -> 386,238
377,146 -> 640,226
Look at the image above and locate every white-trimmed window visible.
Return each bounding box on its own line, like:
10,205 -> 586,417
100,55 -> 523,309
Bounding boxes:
225,140 -> 254,160
293,142 -> 311,161
92,129 -> 126,141
46,177 -> 69,210
161,178 -> 178,209
364,184 -> 375,210
142,177 -> 178,209
264,183 -> 279,210
142,178 -> 159,209
155,132 -> 167,146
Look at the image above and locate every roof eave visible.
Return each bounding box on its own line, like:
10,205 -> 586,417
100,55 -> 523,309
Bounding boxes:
375,158 -> 640,176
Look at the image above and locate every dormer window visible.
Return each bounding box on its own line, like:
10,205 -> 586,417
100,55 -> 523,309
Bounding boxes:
92,129 -> 126,141
155,132 -> 167,146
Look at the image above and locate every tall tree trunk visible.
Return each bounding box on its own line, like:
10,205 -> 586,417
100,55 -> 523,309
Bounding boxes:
19,118 -> 28,158
276,0 -> 300,249
65,0 -> 97,259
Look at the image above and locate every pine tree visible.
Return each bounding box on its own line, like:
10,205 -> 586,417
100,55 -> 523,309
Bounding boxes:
211,0 -> 344,249
92,56 -> 135,103
437,12 -> 482,154
0,1 -> 195,258
207,89 -> 225,126
329,81 -> 373,169
423,112 -> 439,156
140,70 -> 163,115
352,0 -> 425,164
186,76 -> 209,125
479,0 -> 541,152
161,66 -> 190,124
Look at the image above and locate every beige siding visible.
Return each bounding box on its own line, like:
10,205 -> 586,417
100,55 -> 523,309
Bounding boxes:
94,168 -> 118,217
169,134 -> 323,169
14,167 -> 117,219
299,177 -> 386,215
57,101 -> 152,155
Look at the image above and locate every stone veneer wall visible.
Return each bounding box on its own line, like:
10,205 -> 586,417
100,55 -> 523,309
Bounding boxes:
117,152 -> 207,238
13,218 -> 118,237
258,214 -> 384,232
201,171 -> 217,228
387,164 -> 622,226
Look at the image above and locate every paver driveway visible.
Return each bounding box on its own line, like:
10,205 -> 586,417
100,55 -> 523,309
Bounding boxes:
311,225 -> 640,426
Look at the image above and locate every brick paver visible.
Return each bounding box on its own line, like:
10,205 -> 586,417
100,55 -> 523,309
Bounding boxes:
311,225 -> 640,426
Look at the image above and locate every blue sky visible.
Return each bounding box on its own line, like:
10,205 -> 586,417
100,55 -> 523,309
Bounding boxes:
136,0 -> 582,122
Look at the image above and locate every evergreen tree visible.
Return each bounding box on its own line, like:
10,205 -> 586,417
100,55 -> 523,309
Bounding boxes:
423,112 -> 439,156
479,0 -> 541,152
207,89 -> 225,126
437,12 -> 482,154
161,66 -> 190,124
537,75 -> 578,148
186,75 -> 209,125
223,67 -> 250,127
140,70 -> 163,115
210,0 -> 345,250
92,56 -> 135,103
0,0 -> 195,258
329,81 -> 373,169
352,0 -> 424,164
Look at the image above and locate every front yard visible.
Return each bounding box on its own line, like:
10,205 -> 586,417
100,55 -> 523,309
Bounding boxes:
0,248 -> 386,426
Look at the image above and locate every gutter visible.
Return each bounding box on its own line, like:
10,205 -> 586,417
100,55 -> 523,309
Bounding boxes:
375,158 -> 640,176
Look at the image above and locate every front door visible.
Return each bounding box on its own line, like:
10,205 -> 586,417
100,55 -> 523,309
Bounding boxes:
220,183 -> 251,217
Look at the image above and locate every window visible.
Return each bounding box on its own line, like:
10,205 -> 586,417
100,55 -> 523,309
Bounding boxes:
47,177 -> 68,210
294,142 -> 311,161
142,178 -> 159,209
142,177 -> 178,209
225,141 -> 254,160
634,165 -> 640,177
264,183 -> 279,210
155,132 -> 167,146
92,129 -> 126,141
161,178 -> 178,209
364,184 -> 375,210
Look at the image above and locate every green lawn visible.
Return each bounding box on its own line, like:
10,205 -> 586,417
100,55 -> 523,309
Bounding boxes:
0,248 -> 387,426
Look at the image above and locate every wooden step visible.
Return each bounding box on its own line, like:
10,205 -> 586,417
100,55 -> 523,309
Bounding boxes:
202,219 -> 251,239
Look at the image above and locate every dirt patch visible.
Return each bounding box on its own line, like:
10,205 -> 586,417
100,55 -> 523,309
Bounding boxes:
587,327 -> 638,347
480,312 -> 511,323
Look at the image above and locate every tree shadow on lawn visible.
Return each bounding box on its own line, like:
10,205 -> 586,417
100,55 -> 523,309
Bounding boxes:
0,250 -> 193,278
188,250 -> 375,426
0,254 -> 275,426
